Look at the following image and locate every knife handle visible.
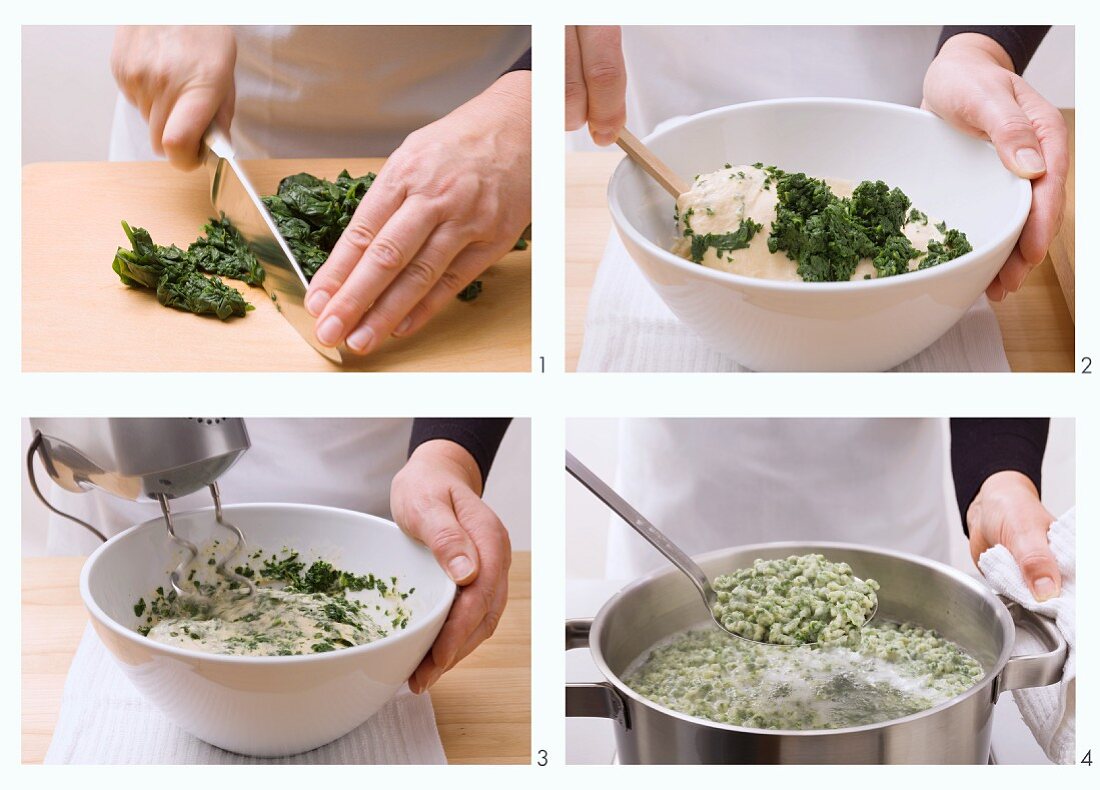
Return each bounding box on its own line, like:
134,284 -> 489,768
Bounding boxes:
203,120 -> 234,158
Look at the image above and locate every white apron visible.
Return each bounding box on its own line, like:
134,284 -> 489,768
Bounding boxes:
110,25 -> 530,160
46,418 -> 412,556
607,419 -> 952,578
567,26 -> 941,150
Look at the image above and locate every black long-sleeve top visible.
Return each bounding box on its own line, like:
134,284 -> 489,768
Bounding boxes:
505,48 -> 531,73
950,418 -> 1049,534
409,418 -> 512,486
937,26 -> 1051,74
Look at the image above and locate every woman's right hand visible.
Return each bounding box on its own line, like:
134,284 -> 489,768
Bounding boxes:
967,470 -> 1061,601
564,25 -> 627,146
111,26 -> 237,170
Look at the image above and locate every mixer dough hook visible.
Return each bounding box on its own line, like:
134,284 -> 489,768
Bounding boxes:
157,483 -> 255,598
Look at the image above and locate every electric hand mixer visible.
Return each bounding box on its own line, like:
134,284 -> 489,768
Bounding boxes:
27,418 -> 255,597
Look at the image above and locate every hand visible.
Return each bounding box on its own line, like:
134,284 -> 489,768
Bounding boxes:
565,25 -> 627,145
390,439 -> 511,692
923,33 -> 1068,301
966,470 -> 1060,601
304,71 -> 531,354
111,26 -> 237,170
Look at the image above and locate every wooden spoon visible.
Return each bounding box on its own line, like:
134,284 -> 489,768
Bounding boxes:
616,127 -> 690,197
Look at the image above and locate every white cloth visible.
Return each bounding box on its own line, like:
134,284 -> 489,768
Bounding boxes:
45,625 -> 446,765
606,418 -> 954,579
111,25 -> 530,160
979,508 -> 1075,764
46,418 -> 412,555
577,232 -> 1010,373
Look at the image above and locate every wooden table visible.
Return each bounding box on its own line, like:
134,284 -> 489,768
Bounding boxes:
22,159 -> 531,372
21,552 -> 531,765
566,111 -> 1075,372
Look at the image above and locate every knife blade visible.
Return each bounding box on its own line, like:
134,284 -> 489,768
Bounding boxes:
202,124 -> 343,363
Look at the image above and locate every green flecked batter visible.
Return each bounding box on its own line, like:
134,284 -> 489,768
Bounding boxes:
135,547 -> 412,657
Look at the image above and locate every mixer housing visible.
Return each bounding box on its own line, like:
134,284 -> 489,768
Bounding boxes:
29,418 -> 250,501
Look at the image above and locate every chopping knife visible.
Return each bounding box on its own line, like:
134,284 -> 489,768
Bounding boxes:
202,123 -> 344,363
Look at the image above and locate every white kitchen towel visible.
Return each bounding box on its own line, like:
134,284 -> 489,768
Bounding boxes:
576,232 -> 1010,372
44,625 -> 447,764
979,508 -> 1076,764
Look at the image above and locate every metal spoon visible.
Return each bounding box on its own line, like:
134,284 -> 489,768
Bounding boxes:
565,451 -> 876,646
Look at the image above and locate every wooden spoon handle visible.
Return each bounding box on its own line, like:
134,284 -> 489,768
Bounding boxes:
616,127 -> 691,197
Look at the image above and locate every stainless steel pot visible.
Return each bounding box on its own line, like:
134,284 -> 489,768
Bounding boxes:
567,541 -> 1066,764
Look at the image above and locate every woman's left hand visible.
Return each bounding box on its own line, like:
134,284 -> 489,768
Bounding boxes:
923,33 -> 1068,301
390,439 -> 512,692
966,470 -> 1060,601
305,71 -> 531,355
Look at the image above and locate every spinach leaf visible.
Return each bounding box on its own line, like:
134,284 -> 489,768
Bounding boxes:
762,167 -> 969,282
921,228 -> 973,268
112,221 -> 253,320
187,215 -> 264,286
115,168 -> 525,316
457,280 -> 484,301
262,170 -> 376,280
689,218 -> 763,264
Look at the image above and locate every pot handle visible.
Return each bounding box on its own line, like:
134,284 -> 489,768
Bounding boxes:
566,618 -> 593,650
567,682 -> 630,728
565,618 -> 630,728
995,600 -> 1068,695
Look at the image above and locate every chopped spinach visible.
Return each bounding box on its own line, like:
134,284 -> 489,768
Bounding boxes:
112,222 -> 253,320
921,228 -> 973,268
187,215 -> 265,286
873,234 -> 922,278
761,167 -> 971,281
689,218 -> 764,264
850,180 -> 911,247
262,170 -> 376,280
115,169 -> 526,315
457,280 -> 484,301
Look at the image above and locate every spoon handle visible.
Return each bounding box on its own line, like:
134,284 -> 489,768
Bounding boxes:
566,451 -> 712,604
616,128 -> 691,198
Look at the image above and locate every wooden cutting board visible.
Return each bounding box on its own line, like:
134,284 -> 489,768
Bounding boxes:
566,109 -> 1076,372
22,159 -> 531,372
21,552 -> 531,765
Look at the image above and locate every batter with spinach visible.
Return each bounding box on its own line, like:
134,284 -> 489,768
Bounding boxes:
134,547 -> 412,657
673,163 -> 972,282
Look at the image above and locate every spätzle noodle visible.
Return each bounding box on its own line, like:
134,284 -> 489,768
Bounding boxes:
711,554 -> 879,646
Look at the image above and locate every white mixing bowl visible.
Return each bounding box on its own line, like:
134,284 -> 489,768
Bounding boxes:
80,503 -> 455,757
608,98 -> 1032,371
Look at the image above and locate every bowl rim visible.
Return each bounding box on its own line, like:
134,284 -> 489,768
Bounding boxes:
607,96 -> 1033,293
79,501 -> 457,665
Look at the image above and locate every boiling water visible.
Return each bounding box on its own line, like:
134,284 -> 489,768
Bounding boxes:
623,621 -> 984,730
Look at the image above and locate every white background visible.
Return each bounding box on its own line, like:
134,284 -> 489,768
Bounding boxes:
7,1 -> 1097,783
